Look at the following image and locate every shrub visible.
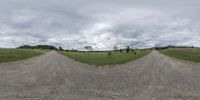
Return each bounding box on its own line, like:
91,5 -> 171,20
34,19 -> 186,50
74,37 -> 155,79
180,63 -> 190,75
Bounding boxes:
107,51 -> 112,56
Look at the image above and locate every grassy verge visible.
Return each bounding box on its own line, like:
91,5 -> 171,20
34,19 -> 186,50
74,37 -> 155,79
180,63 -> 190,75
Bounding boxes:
159,48 -> 200,63
0,48 -> 49,63
60,49 -> 151,65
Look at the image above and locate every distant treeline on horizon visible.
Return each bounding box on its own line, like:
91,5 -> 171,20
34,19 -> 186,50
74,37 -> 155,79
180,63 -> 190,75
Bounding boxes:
18,45 -> 58,50
153,45 -> 196,50
17,45 -> 198,52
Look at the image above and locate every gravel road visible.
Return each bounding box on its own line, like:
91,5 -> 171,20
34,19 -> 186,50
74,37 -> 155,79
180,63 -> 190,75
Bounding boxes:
0,50 -> 200,100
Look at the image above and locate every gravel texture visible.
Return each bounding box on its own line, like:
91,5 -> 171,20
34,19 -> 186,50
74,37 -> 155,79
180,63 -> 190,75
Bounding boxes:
0,50 -> 199,100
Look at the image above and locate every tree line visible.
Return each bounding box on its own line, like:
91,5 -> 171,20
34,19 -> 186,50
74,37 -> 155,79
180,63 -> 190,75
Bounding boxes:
18,45 -> 139,53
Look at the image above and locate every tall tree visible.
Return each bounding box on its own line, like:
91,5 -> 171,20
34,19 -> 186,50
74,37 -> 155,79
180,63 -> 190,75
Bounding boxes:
84,46 -> 93,51
59,47 -> 64,51
113,46 -> 118,52
119,49 -> 123,53
126,46 -> 130,53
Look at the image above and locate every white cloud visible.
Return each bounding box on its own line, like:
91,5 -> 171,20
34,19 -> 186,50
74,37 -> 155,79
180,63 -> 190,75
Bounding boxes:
0,0 -> 200,50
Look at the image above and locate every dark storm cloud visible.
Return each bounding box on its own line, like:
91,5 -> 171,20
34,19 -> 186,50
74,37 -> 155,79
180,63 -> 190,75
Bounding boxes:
0,0 -> 200,50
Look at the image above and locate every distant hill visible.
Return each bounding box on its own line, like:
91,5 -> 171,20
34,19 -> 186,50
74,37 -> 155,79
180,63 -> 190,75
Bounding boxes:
18,45 -> 58,50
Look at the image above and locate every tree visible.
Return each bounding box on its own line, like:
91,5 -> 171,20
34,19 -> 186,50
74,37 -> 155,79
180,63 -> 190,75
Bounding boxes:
126,46 -> 130,53
59,47 -> 64,51
119,49 -> 123,53
113,46 -> 118,52
84,46 -> 93,51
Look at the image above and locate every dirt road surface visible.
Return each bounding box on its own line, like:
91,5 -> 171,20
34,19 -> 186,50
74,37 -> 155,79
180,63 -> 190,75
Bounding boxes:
0,51 -> 200,100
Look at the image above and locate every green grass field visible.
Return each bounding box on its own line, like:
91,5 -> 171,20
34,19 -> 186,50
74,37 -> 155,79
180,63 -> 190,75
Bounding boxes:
60,50 -> 151,65
159,48 -> 200,62
0,48 -> 49,63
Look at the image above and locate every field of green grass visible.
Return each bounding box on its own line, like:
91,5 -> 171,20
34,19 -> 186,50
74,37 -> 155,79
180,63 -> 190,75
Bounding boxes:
60,50 -> 151,65
159,48 -> 200,63
0,48 -> 49,63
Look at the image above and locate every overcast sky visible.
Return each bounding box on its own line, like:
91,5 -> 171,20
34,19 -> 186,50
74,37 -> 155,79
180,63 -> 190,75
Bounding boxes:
0,0 -> 200,50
